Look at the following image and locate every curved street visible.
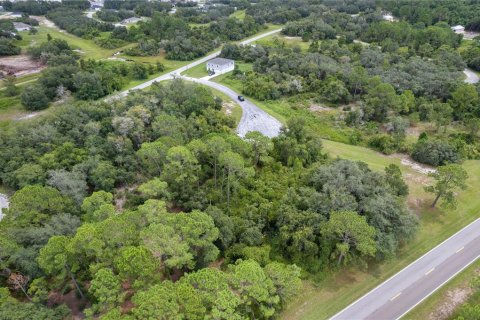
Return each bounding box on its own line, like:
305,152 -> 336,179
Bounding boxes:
180,76 -> 282,138
116,28 -> 283,138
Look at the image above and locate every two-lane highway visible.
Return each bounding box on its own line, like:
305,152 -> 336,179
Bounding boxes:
331,218 -> 480,320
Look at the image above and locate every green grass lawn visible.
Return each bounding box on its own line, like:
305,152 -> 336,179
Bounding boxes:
213,73 -> 354,143
182,63 -> 209,78
211,71 -> 480,320
255,33 -> 311,51
230,9 -> 246,20
15,26 -> 135,60
0,72 -> 45,121
404,259 -> 480,320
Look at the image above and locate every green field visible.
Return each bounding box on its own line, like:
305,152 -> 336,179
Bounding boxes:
213,72 -> 354,143
182,63 -> 209,78
230,9 -> 246,20
15,26 -> 134,60
255,33 -> 311,51
211,69 -> 480,320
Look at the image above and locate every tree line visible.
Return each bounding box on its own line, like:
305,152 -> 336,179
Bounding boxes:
0,80 -> 419,318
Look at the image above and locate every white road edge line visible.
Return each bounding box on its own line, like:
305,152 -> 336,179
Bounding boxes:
329,218 -> 480,320
425,268 -> 435,276
395,253 -> 480,320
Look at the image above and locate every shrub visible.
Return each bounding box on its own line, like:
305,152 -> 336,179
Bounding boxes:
411,139 -> 460,166
20,84 -> 50,110
368,134 -> 396,155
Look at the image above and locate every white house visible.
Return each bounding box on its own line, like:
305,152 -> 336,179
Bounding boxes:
451,25 -> 465,34
13,22 -> 30,32
206,58 -> 234,75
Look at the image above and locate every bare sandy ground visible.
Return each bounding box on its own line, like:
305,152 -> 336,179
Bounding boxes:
0,55 -> 44,77
0,193 -> 9,220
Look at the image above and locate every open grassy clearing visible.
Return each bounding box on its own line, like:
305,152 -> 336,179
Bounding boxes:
15,26 -> 134,60
213,72 -> 354,143
230,9 -> 246,20
211,70 -> 480,320
209,86 -> 242,125
404,259 -> 480,320
0,73 -> 47,121
182,62 -> 209,78
255,33 -> 310,51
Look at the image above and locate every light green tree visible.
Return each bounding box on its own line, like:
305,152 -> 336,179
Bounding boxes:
136,140 -> 168,175
245,131 -> 273,166
321,211 -> 376,265
88,268 -> 122,313
37,235 -> 85,299
425,163 -> 468,208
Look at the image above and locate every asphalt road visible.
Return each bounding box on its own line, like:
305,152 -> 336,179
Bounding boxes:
117,28 -> 282,96
114,28 -> 283,137
330,218 -> 480,320
181,76 -> 282,138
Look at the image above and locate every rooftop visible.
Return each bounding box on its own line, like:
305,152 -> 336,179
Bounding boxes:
208,57 -> 233,66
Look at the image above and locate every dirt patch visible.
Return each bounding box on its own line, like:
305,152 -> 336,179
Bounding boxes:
0,55 -> 44,77
389,153 -> 436,175
48,287 -> 88,320
32,16 -> 59,30
309,104 -> 333,113
429,287 -> 473,320
14,112 -> 43,121
115,184 -> 137,211
223,101 -> 235,115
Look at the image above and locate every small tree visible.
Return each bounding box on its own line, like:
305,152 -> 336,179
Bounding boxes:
425,164 -> 468,209
4,75 -> 17,97
21,84 -> 49,110
321,211 -> 376,265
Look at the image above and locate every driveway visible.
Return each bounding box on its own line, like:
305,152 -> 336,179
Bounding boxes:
181,76 -> 282,138
115,28 -> 284,138
463,68 -> 479,84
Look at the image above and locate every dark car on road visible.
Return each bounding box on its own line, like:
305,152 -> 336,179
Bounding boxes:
238,95 -> 245,101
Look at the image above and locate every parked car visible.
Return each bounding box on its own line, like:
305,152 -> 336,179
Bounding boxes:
238,95 -> 245,101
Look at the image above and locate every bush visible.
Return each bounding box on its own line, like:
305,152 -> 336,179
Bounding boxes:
411,139 -> 460,166
368,134 -> 396,155
21,84 -> 50,110
0,38 -> 21,56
